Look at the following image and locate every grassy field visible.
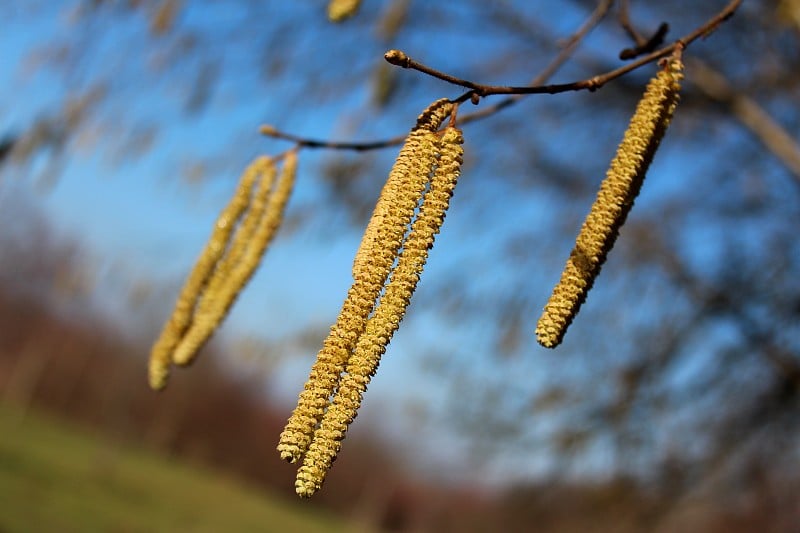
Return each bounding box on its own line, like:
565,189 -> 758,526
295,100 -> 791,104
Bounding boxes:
0,405 -> 347,533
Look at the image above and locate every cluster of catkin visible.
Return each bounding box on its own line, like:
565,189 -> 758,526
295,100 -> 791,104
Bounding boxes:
148,151 -> 297,391
146,51 -> 685,499
278,98 -> 464,497
536,55 -> 684,348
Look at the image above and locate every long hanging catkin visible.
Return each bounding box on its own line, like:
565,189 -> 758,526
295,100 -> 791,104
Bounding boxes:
173,151 -> 296,366
295,125 -> 464,497
536,56 -> 683,349
148,156 -> 272,390
277,99 -> 453,464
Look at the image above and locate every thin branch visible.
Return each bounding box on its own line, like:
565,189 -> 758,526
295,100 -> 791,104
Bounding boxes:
261,0 -> 740,150
459,0 -> 614,125
618,0 -> 647,46
619,22 -> 669,60
259,125 -> 406,152
387,0 -> 739,100
687,57 -> 800,187
617,1 -> 800,185
652,231 -> 800,388
261,0 -> 614,150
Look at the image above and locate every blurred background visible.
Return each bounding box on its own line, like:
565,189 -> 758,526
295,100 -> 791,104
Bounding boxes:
1,1 -> 799,531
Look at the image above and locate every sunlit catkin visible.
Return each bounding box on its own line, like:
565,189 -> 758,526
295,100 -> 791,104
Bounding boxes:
147,156 -> 271,390
172,152 -> 296,367
197,161 -> 278,306
536,57 -> 683,348
352,98 -> 454,277
295,126 -> 464,497
278,100 -> 452,464
327,0 -> 361,22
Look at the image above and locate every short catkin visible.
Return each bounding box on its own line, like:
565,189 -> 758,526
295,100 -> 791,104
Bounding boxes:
536,57 -> 683,349
172,152 -> 296,366
327,0 -> 361,22
277,99 -> 453,465
295,126 -> 464,497
147,156 -> 271,390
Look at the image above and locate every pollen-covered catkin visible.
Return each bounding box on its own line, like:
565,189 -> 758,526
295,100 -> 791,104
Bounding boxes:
278,100 -> 452,465
295,126 -> 464,497
352,98 -> 453,277
536,57 -> 683,349
195,161 -> 278,309
147,156 -> 271,390
327,0 -> 361,22
173,152 -> 296,367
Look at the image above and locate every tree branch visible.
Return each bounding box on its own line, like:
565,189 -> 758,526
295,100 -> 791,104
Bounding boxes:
261,0 -> 740,151
618,0 -> 647,47
687,57 -> 800,187
261,0 -> 614,150
385,0 -> 739,100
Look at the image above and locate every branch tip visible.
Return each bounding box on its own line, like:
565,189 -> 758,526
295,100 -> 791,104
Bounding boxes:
384,49 -> 409,67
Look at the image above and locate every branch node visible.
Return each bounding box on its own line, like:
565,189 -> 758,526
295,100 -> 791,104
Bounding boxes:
619,22 -> 670,60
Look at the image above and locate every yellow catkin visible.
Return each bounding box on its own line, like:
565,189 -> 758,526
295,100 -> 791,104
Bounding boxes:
295,126 -> 464,497
327,0 -> 361,22
173,152 -> 296,366
147,156 -> 271,390
352,98 -> 453,277
536,57 -> 683,349
198,160 -> 278,307
278,100 -> 452,464
351,172 -> 397,279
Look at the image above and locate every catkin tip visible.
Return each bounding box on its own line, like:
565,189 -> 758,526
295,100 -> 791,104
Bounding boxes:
148,361 -> 170,391
295,466 -> 323,498
535,320 -> 564,349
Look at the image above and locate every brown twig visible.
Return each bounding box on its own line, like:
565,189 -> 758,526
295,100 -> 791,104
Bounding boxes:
386,0 -> 739,100
259,125 -> 406,151
687,57 -> 800,186
261,0 -> 740,150
619,22 -> 669,60
261,0 -> 613,150
458,0 -> 614,125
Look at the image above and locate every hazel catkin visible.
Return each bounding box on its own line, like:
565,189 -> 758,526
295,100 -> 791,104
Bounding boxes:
295,125 -> 464,497
327,0 -> 361,22
278,99 -> 453,465
536,57 -> 683,348
173,152 -> 296,366
147,156 -> 272,390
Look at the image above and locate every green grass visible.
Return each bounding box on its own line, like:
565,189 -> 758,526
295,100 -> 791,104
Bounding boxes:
0,405 -> 347,533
